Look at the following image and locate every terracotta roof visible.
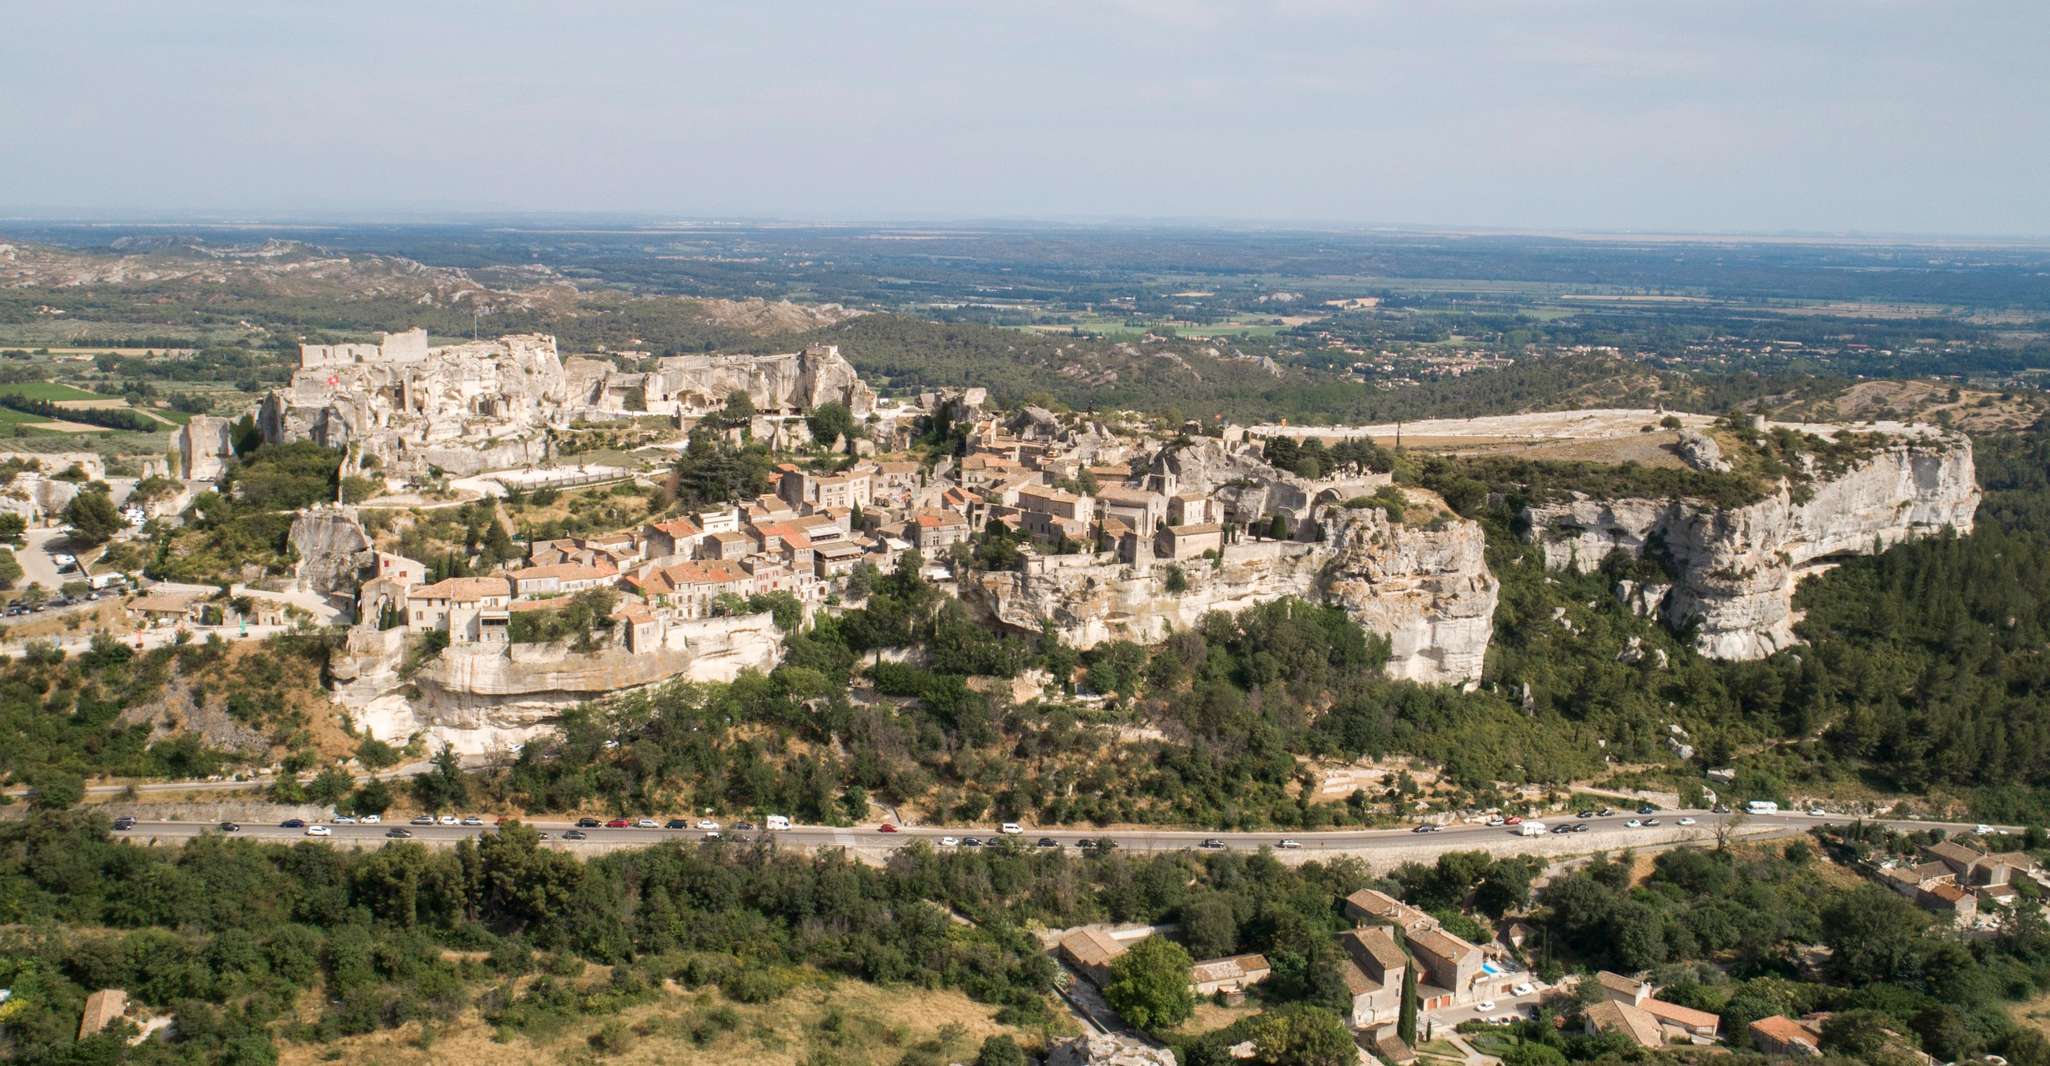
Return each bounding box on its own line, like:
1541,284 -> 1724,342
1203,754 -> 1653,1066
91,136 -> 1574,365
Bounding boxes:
1190,953 -> 1270,985
78,989 -> 127,1039
409,576 -> 512,602
648,517 -> 700,537
1059,928 -> 1128,969
1642,998 -> 1721,1033
1586,1000 -> 1664,1049
611,603 -> 657,624
1166,522 -> 1222,536
1337,958 -> 1380,996
1406,926 -> 1480,966
1749,1015 -> 1820,1051
1596,971 -> 1648,998
914,510 -> 967,527
510,562 -> 617,582
1343,926 -> 1408,976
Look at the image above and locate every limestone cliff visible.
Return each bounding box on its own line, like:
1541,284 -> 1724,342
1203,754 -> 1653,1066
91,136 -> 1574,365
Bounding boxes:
968,498 -> 1498,685
288,506 -> 372,599
1522,433 -> 1979,659
329,613 -> 784,754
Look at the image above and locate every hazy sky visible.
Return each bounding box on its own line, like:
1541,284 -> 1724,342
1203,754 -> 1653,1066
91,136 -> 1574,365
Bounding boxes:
3,1 -> 2044,235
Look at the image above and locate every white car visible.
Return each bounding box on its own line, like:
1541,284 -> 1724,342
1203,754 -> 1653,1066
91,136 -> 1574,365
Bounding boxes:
1476,1000 -> 1496,1012
1625,819 -> 1643,828
1976,824 -> 1996,835
696,819 -> 720,831
1677,817 -> 1696,826
1000,823 -> 1024,835
703,830 -> 721,839
1485,816 -> 1506,827
361,814 -> 381,824
305,825 -> 332,837
1511,982 -> 1534,997
460,816 -> 484,826
332,815 -> 356,824
636,818 -> 659,829
438,814 -> 459,826
939,836 -> 960,847
1278,839 -> 1303,849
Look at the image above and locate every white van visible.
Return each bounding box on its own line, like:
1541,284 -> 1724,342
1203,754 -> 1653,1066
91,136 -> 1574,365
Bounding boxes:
765,814 -> 791,831
1518,821 -> 1546,837
1000,822 -> 1024,835
1744,800 -> 1780,815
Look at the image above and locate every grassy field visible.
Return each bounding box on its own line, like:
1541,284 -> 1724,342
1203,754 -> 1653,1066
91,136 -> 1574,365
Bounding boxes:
0,381 -> 107,401
275,973 -> 1038,1066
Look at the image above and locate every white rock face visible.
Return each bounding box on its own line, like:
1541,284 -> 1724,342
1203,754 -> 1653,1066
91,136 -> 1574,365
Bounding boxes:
1524,435 -> 1979,659
969,500 -> 1498,685
288,506 -> 372,598
176,415 -> 236,482
330,613 -> 785,754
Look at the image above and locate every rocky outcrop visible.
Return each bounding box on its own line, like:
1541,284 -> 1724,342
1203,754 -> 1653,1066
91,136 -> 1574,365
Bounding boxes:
1524,434 -> 1979,659
968,496 -> 1497,685
330,613 -> 784,754
653,343 -> 875,418
176,415 -> 237,482
288,506 -> 372,598
1148,436 -> 1390,536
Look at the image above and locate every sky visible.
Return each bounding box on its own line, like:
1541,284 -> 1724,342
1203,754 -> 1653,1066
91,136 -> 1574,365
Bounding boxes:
2,0 -> 2045,236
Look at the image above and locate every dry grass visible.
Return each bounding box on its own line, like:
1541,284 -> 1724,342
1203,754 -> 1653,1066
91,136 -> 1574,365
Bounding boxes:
277,976 -> 1034,1066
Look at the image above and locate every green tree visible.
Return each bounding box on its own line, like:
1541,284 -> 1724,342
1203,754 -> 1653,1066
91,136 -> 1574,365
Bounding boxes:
1103,935 -> 1194,1033
806,401 -> 860,446
0,547 -> 22,590
1397,950 -> 1418,1044
28,768 -> 84,810
411,746 -> 470,813
975,1034 -> 1029,1066
63,489 -> 125,547
1244,1005 -> 1356,1066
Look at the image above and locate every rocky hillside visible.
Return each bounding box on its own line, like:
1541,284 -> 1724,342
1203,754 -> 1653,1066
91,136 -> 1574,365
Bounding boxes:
1523,429 -> 1980,659
970,496 -> 1498,686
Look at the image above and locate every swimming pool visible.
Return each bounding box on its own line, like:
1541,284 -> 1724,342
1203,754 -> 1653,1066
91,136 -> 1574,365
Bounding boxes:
1481,961 -> 1504,976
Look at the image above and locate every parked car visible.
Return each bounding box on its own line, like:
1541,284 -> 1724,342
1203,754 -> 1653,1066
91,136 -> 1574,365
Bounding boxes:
461,816 -> 484,826
1572,823 -> 1590,833
280,818 -> 306,828
219,822 -> 240,832
1412,824 -> 1436,833
1503,816 -> 1522,826
1677,817 -> 1696,826
962,837 -> 984,847
1037,837 -> 1059,848
1201,839 -> 1226,849
938,836 -> 959,847
734,821 -> 757,831
1597,808 -> 1615,817
1976,824 -> 1996,835
1577,810 -> 1595,819
438,814 -> 460,826
665,818 -> 690,829
1512,983 -> 1535,997
1551,824 -> 1572,834
361,814 -> 381,824
1278,839 -> 1302,849
878,823 -> 898,833
112,816 -> 136,830
333,815 -> 356,824
576,817 -> 602,828
1476,1000 -> 1496,1012
305,825 -> 331,837
411,815 -> 435,826
605,818 -> 631,828
1637,804 -> 1656,814
635,818 -> 659,829
1711,804 -> 1730,814
563,830 -> 588,840
695,819 -> 719,831
1625,819 -> 1643,828
1485,816 -> 1506,826
1000,822 -> 1024,835
1644,818 -> 1662,827
386,828 -> 413,838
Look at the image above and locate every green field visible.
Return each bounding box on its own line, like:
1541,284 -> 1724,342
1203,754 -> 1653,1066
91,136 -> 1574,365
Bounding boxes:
0,381 -> 108,401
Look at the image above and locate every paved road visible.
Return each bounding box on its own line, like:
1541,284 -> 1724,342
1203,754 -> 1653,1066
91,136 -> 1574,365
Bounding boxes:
102,809 -> 2008,857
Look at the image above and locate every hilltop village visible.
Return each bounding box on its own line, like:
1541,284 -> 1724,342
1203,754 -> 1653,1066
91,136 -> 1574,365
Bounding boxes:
21,324 -> 1948,760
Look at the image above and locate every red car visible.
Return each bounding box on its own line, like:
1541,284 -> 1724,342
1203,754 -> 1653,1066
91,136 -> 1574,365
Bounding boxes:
1503,816 -> 1522,826
878,823 -> 898,833
604,818 -> 632,828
